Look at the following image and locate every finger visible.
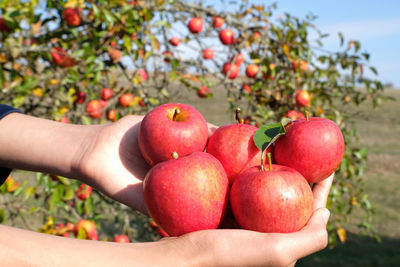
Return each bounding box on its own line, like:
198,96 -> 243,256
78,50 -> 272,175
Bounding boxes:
280,208 -> 330,262
312,173 -> 334,210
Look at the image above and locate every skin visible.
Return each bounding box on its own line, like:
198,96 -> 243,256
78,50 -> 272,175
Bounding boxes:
0,112 -> 333,266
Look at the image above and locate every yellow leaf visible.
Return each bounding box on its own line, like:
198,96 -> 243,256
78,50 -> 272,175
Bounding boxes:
59,106 -> 69,115
315,106 -> 324,116
132,76 -> 141,85
65,0 -> 85,8
283,44 -> 290,57
49,79 -> 59,85
5,177 -> 19,192
32,88 -> 43,97
150,35 -> 160,51
0,54 -> 7,63
32,20 -> 41,35
351,196 -> 358,205
252,58 -> 261,64
337,227 -> 347,243
130,96 -> 141,107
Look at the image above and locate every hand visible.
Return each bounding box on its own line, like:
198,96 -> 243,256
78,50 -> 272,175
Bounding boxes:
161,174 -> 333,267
76,115 -> 150,214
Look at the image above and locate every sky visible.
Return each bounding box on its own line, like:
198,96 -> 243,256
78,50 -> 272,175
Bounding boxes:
229,0 -> 400,88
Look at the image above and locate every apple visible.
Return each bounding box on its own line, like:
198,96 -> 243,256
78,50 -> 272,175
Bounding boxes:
284,110 -> 305,120
0,17 -> 11,32
231,53 -> 244,66
219,29 -> 234,45
230,164 -> 313,233
60,117 -> 69,124
292,59 -> 308,74
107,109 -> 117,122
241,84 -> 252,94
131,32 -> 137,41
212,16 -> 224,28
74,220 -> 98,240
137,69 -> 148,81
245,64 -> 259,78
263,63 -> 275,80
100,88 -> 113,101
109,48 -> 122,63
75,91 -> 86,104
222,62 -> 240,79
113,235 -> 130,243
206,122 -> 272,184
295,90 -> 311,107
138,103 -> 209,166
197,85 -> 210,98
143,152 -> 229,236
64,8 -> 81,27
86,100 -> 103,118
202,48 -> 214,60
51,47 -> 75,68
274,116 -> 345,183
169,37 -> 180,46
162,50 -> 173,63
76,184 -> 92,200
139,99 -> 146,107
188,17 -> 203,34
119,93 -> 134,107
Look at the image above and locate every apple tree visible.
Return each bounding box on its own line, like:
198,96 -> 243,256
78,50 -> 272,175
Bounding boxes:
0,0 -> 388,245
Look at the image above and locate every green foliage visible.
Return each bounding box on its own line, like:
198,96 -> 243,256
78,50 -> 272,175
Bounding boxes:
0,0 -> 388,244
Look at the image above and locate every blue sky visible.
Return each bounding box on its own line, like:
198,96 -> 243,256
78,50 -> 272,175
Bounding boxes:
241,0 -> 400,87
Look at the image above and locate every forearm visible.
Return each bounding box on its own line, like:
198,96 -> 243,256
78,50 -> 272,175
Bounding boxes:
0,224 -> 209,267
0,113 -> 98,179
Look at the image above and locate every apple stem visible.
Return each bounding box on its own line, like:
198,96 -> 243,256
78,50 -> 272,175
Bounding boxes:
173,108 -> 181,121
267,152 -> 272,171
305,111 -> 309,121
260,152 -> 265,172
171,151 -> 179,159
235,107 -> 244,124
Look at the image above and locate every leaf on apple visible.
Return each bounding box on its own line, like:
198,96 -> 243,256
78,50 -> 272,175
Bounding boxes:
253,121 -> 288,154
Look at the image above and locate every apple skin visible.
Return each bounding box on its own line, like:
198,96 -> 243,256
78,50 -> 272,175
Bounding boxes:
295,90 -> 311,107
113,235 -> 130,243
0,17 -> 11,32
212,16 -> 224,28
138,103 -> 209,166
241,84 -> 252,94
197,85 -> 210,98
219,29 -> 234,45
143,152 -> 229,236
119,93 -> 134,107
274,117 -> 345,183
292,59 -> 308,74
188,17 -> 203,33
74,220 -> 98,240
284,110 -> 305,120
169,37 -> 180,46
51,47 -> 75,68
76,184 -> 93,200
100,88 -> 113,101
231,165 -> 313,233
206,123 -> 272,184
202,48 -> 214,60
64,8 -> 81,27
86,100 -> 103,118
245,64 -> 259,78
75,91 -> 86,104
231,53 -> 244,66
222,62 -> 240,79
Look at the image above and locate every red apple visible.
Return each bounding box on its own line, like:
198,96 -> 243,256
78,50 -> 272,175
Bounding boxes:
212,16 -> 224,28
107,109 -> 117,122
245,64 -> 259,78
119,93 -> 134,107
76,184 -> 93,200
0,17 -> 11,32
206,123 -> 272,184
109,48 -> 122,63
188,17 -> 203,34
295,90 -> 311,107
202,48 -> 214,60
143,152 -> 229,236
138,103 -> 209,166
231,165 -> 313,233
137,69 -> 148,81
274,117 -> 345,183
113,235 -> 130,243
169,37 -> 180,46
219,29 -> 234,45
86,100 -> 103,118
162,50 -> 173,63
100,88 -> 113,101
292,59 -> 308,74
60,117 -> 69,124
74,220 -> 98,240
131,32 -> 137,41
241,84 -> 252,94
222,62 -> 240,79
64,8 -> 81,27
139,99 -> 146,107
51,47 -> 75,68
231,53 -> 244,66
197,85 -> 210,98
284,110 -> 305,120
75,91 -> 86,104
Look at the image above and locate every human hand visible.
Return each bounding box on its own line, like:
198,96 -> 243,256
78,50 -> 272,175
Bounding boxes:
161,174 -> 333,267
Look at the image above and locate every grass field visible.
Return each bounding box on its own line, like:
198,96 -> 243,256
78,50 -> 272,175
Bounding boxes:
173,87 -> 400,267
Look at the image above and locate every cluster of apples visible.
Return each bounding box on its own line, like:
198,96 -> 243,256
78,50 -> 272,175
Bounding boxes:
139,103 -> 344,236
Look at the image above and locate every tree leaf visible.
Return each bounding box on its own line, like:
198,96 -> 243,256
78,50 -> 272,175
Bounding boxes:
253,122 -> 286,153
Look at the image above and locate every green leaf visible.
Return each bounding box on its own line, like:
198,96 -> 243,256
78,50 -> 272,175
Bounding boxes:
0,208 -> 4,223
253,122 -> 286,153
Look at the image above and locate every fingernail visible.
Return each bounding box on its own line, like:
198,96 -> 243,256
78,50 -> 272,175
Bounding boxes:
322,209 -> 330,224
